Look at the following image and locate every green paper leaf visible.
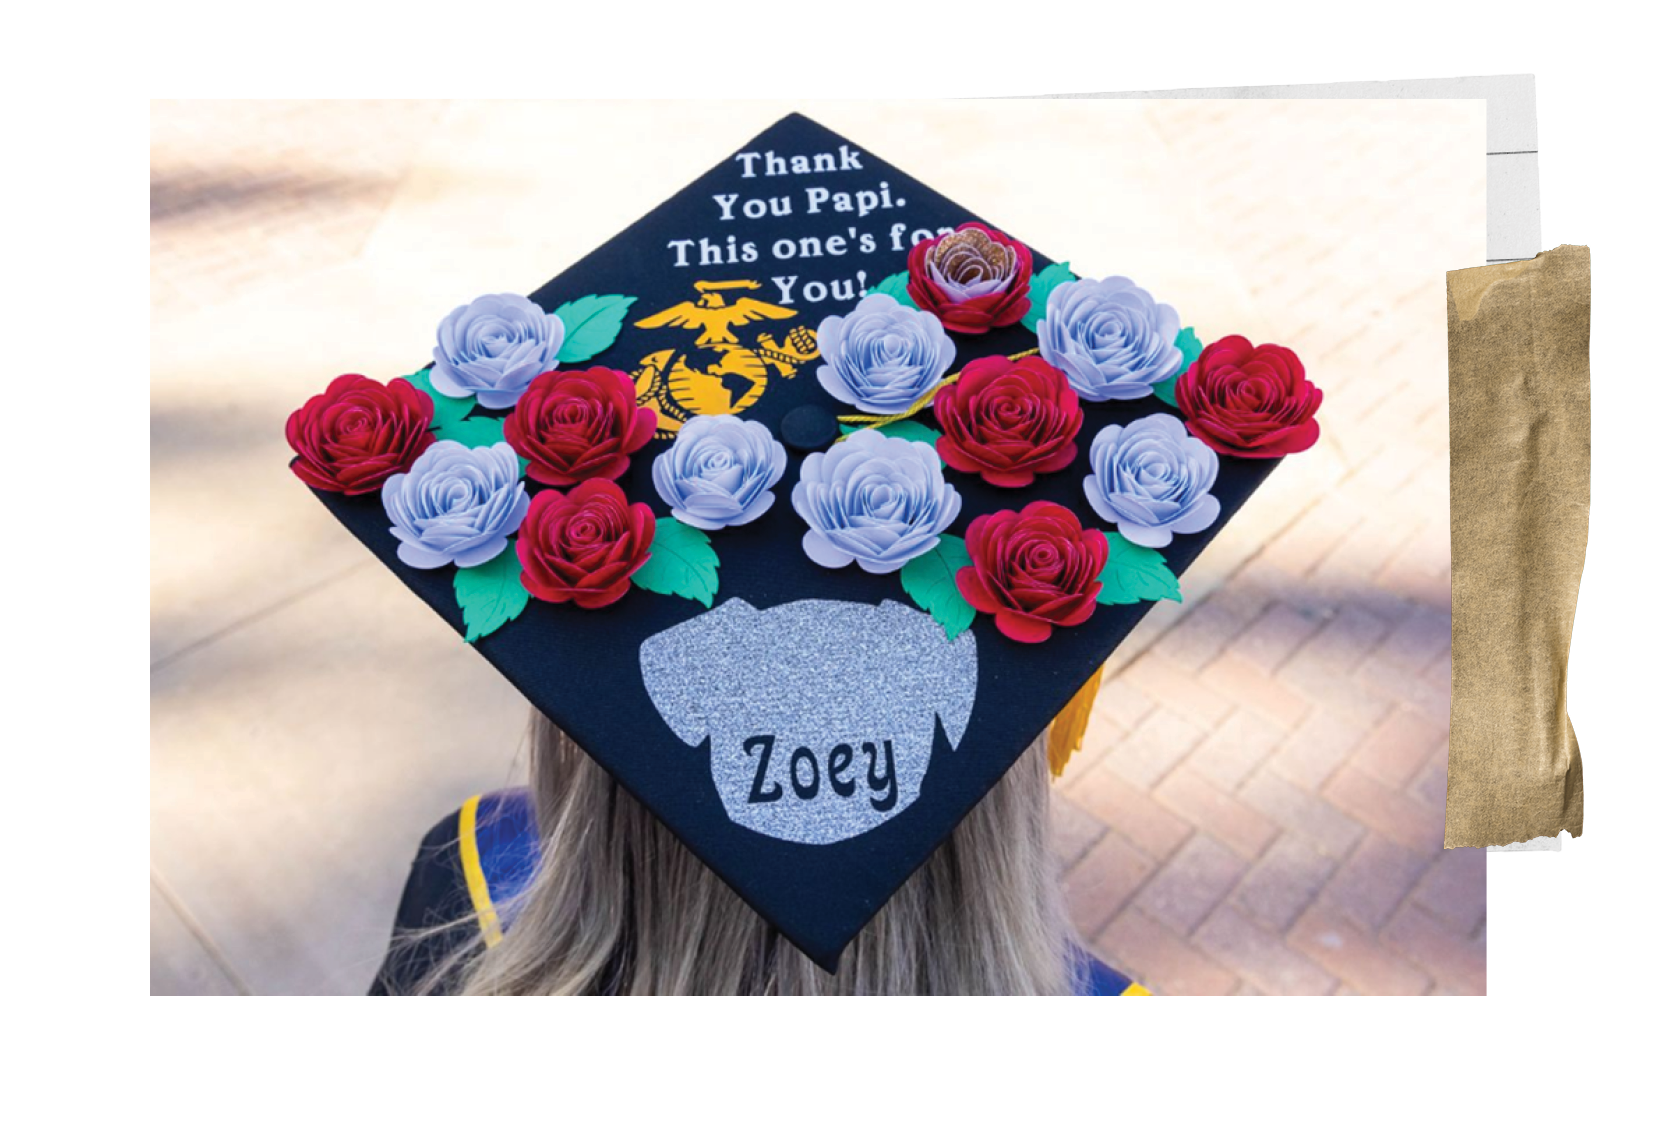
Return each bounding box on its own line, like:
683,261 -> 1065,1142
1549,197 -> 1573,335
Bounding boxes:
1153,326 -> 1204,407
454,547 -> 530,643
553,294 -> 636,363
839,418 -> 941,448
1175,326 -> 1203,370
1020,261 -> 1077,333
1096,532 -> 1183,606
866,271 -> 918,309
435,415 -> 507,451
899,534 -> 976,642
404,367 -> 475,429
631,518 -> 720,607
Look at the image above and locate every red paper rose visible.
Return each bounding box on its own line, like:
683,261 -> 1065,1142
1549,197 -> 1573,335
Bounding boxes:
933,355 -> 1082,487
503,367 -> 657,486
1175,336 -> 1323,458
906,222 -> 1034,335
955,502 -> 1108,644
285,374 -> 435,496
516,480 -> 656,609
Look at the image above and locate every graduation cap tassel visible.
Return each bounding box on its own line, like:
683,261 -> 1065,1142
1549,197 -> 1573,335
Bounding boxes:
1047,663 -> 1106,780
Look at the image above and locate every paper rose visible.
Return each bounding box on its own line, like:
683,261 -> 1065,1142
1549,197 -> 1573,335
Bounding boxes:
286,374 -> 435,496
1176,335 -> 1323,458
381,440 -> 530,570
815,293 -> 955,415
651,414 -> 787,530
791,428 -> 962,574
516,479 -> 656,609
932,355 -> 1083,488
430,292 -> 565,411
503,366 -> 656,487
955,503 -> 1108,644
1083,413 -> 1221,548
1037,276 -> 1182,401
906,223 -> 1034,335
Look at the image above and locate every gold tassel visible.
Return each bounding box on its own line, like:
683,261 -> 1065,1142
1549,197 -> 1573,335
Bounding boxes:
1047,663 -> 1106,779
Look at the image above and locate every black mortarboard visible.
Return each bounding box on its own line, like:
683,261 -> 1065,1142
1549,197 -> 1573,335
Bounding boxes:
285,112 -> 1321,971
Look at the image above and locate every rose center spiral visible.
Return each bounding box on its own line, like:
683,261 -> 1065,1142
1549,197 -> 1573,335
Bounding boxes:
553,399 -> 598,426
858,479 -> 907,520
436,476 -> 481,514
1017,538 -> 1064,577
698,448 -> 737,474
563,512 -> 609,548
987,392 -> 1038,428
931,231 -> 1013,286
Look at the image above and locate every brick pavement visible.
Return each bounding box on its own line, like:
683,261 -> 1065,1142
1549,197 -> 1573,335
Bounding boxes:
151,100 -> 1483,994
1053,101 -> 1483,994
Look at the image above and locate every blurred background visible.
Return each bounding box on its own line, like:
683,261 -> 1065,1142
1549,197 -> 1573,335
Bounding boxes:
151,99 -> 1483,994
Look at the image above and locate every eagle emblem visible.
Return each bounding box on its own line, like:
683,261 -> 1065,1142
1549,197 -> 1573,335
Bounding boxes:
633,280 -> 818,437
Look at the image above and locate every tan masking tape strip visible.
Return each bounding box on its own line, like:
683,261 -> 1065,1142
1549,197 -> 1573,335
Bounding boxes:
1446,245 -> 1588,847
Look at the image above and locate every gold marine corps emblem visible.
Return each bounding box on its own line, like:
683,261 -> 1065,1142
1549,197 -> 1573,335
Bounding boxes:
633,279 -> 819,437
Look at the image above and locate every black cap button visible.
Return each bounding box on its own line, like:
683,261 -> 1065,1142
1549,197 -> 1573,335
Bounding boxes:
780,404 -> 840,452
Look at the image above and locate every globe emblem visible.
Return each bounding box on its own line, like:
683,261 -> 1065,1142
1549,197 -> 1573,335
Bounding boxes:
632,280 -> 819,438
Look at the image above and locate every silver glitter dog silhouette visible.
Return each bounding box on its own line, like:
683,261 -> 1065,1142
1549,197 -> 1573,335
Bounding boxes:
640,598 -> 978,845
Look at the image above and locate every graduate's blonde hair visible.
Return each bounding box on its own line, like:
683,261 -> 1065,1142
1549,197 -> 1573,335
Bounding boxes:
439,711 -> 1078,995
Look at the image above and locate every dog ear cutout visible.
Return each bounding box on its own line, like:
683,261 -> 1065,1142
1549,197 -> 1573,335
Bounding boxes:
639,598 -> 760,748
876,599 -> 977,750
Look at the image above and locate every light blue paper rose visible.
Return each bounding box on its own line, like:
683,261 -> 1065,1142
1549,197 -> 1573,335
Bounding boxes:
652,414 -> 788,531
815,293 -> 956,415
1038,276 -> 1182,401
382,440 -> 530,569
431,292 -> 565,411
1083,413 -> 1220,549
791,429 -> 962,574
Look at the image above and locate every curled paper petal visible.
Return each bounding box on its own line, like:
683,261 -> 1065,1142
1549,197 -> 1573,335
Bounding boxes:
905,223 -> 1033,334
286,374 -> 435,496
1082,413 -> 1221,548
1175,335 -> 1323,458
815,294 -> 955,415
431,292 -> 566,411
955,502 -> 1107,644
1037,276 -> 1182,401
516,480 -> 656,608
504,366 -> 655,487
933,355 -> 1082,488
791,429 -> 961,575
382,440 -> 530,570
651,414 -> 788,530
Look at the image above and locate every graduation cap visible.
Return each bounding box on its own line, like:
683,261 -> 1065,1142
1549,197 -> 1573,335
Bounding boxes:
285,113 -> 1322,972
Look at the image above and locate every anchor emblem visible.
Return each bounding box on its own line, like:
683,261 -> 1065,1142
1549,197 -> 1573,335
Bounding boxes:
633,279 -> 818,437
